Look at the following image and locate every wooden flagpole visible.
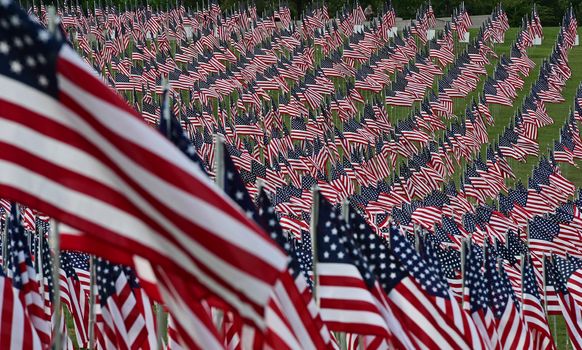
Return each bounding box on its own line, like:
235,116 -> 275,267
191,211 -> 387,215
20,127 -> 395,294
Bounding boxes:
309,187 -> 320,305
38,229 -> 45,308
50,219 -> 62,350
212,133 -> 225,334
2,211 -> 8,269
89,255 -> 96,349
460,237 -> 467,310
342,199 -> 364,350
46,7 -> 64,349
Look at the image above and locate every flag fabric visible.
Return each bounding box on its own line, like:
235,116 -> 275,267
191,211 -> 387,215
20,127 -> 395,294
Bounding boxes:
314,195 -> 391,338
351,206 -> 454,349
256,191 -> 334,350
38,234 -> 76,350
548,255 -> 582,348
222,150 -> 332,349
60,251 -> 90,348
0,0 -> 288,336
94,257 -> 148,350
521,257 -> 555,350
7,204 -> 52,347
389,226 -> 485,349
0,267 -> 43,349
484,243 -> 532,350
462,243 -> 501,349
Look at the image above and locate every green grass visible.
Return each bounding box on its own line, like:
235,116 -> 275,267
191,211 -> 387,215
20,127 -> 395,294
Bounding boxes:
551,315 -> 571,350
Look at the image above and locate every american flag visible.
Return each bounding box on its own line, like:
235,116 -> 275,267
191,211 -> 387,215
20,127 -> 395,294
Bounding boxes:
463,243 -> 501,349
352,207 -> 446,349
0,266 -> 43,349
546,255 -> 582,348
59,251 -> 90,348
159,86 -> 207,175
314,195 -> 391,338
94,257 -> 149,349
7,204 -> 52,347
528,216 -> 573,258
38,235 -> 75,350
484,79 -> 513,106
256,190 -> 333,349
521,257 -> 555,350
484,244 -> 532,349
2,0 -> 580,347
0,1 -> 288,336
222,151 -> 333,349
389,226 -> 485,349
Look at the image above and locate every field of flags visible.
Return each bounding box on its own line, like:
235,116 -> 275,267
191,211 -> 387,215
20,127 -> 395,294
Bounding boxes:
1,0 -> 582,348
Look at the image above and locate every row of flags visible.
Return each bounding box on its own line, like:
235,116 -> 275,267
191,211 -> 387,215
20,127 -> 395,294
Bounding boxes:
0,0 -> 582,349
0,203 -> 160,350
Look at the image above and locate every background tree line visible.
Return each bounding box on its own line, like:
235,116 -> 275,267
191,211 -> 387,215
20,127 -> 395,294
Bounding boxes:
51,0 -> 581,27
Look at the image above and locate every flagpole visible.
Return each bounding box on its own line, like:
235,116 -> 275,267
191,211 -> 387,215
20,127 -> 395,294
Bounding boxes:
157,83 -> 172,348
414,224 -> 421,252
520,253 -> 525,302
214,133 -> 225,189
2,211 -> 8,269
38,229 -> 45,302
541,256 -> 547,315
50,219 -> 62,350
341,198 -> 349,221
156,304 -> 164,350
341,199 -> 363,350
310,187 -> 319,305
89,255 -> 96,350
46,6 -> 63,349
460,237 -> 467,310
212,133 -> 225,333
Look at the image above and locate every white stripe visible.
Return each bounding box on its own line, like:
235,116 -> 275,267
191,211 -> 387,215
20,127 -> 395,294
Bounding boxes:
139,290 -> 158,349
0,66 -> 286,325
449,297 -> 466,335
374,292 -> 416,349
266,300 -> 302,350
0,280 -> 5,346
241,324 -> 257,350
66,277 -> 87,345
470,312 -> 490,348
498,304 -> 521,350
317,263 -> 365,279
319,308 -> 389,328
410,334 -> 431,350
102,305 -> 129,347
